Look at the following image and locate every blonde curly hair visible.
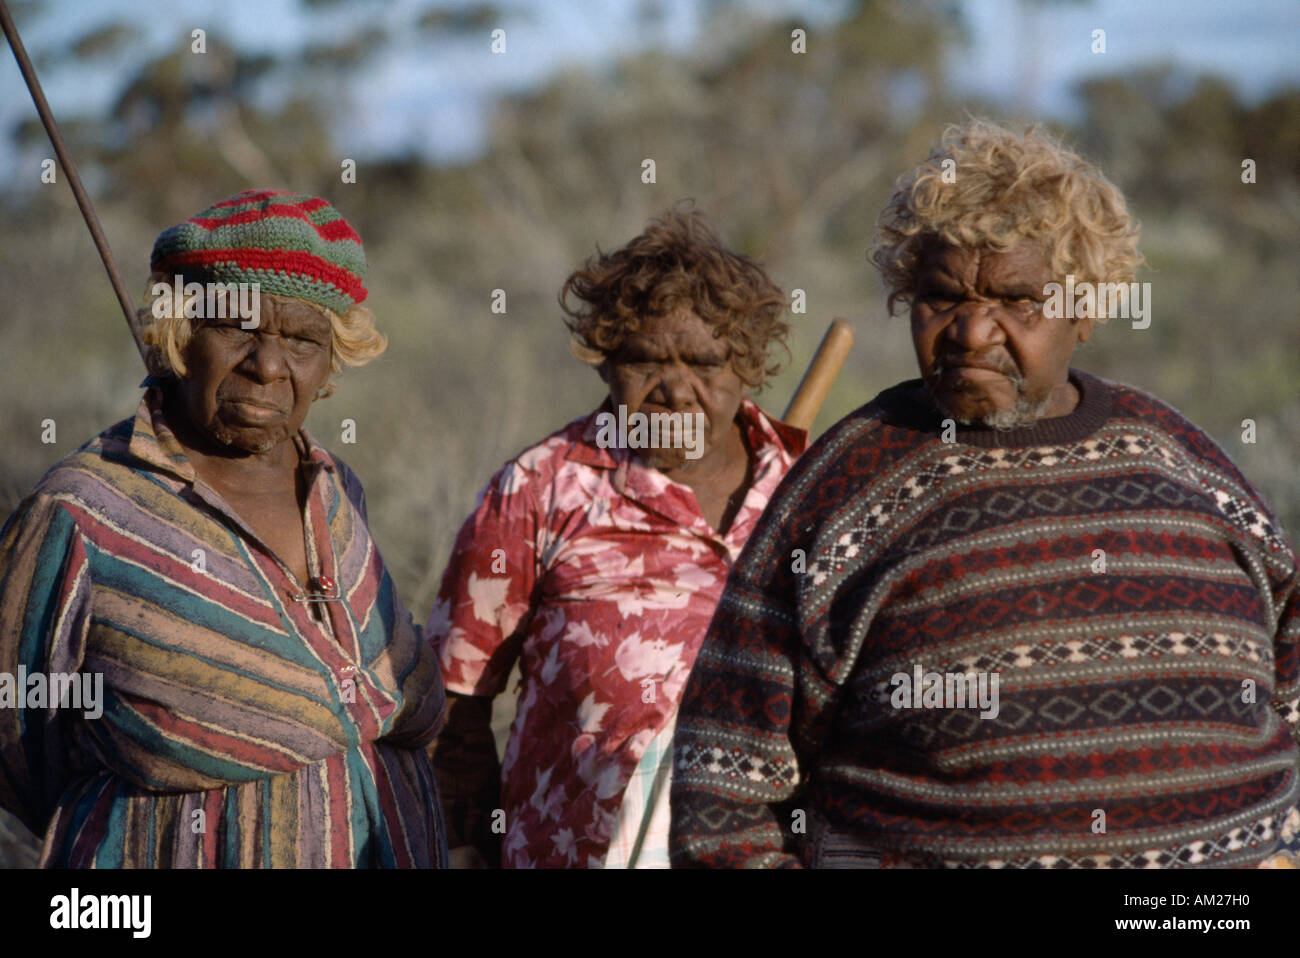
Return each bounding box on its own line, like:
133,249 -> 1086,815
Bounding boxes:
140,272 -> 387,397
871,119 -> 1143,319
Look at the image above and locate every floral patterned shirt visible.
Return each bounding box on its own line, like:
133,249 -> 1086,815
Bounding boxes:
428,398 -> 805,867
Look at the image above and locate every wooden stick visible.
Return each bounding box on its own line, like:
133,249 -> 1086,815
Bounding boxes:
1,0 -> 147,365
782,318 -> 854,432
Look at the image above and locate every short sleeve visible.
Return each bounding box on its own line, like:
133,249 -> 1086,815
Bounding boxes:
427,459 -> 543,696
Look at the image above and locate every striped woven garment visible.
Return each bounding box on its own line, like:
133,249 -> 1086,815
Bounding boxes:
0,390 -> 446,867
670,370 -> 1300,869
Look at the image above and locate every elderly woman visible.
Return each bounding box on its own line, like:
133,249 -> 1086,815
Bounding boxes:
427,206 -> 807,868
0,190 -> 446,867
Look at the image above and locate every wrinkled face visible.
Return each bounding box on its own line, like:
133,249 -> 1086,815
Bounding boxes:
910,241 -> 1091,428
177,293 -> 333,455
603,308 -> 746,470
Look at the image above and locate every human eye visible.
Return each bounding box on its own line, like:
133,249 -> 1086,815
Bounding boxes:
918,284 -> 959,309
918,296 -> 957,316
614,347 -> 659,370
1007,296 -> 1045,319
284,333 -> 328,356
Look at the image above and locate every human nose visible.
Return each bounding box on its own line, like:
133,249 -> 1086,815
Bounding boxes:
944,299 -> 1006,350
648,361 -> 697,410
241,333 -> 290,381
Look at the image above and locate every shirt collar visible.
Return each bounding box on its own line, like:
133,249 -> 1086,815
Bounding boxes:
741,398 -> 809,459
568,397 -> 806,471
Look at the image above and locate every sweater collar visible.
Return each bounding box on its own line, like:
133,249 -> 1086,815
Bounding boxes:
878,368 -> 1113,448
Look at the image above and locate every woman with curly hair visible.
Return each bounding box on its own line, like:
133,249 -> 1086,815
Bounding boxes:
0,190 -> 447,868
426,205 -> 807,868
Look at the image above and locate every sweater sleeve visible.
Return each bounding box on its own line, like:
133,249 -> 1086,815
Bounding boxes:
1155,405 -> 1300,849
1130,389 -> 1300,741
1178,426 -> 1300,743
0,493 -> 94,837
1257,516 -> 1300,743
1275,574 -> 1300,740
669,476 -> 846,868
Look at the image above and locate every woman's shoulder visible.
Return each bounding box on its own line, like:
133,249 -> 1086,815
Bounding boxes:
18,415 -> 141,506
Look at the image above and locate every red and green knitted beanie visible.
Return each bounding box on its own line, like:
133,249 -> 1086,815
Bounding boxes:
150,189 -> 368,315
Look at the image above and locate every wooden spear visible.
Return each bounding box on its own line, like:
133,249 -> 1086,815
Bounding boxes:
782,318 -> 854,433
1,0 -> 148,365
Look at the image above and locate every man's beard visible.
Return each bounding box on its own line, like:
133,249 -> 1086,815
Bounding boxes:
927,362 -> 1053,430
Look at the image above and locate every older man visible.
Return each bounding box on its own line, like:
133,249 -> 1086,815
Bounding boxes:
669,121 -> 1300,869
0,190 -> 446,867
428,207 -> 806,867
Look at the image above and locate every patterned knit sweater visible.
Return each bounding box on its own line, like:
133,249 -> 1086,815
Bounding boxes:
669,370 -> 1300,868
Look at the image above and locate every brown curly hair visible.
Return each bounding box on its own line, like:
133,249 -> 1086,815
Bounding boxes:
560,205 -> 790,389
871,119 -> 1143,318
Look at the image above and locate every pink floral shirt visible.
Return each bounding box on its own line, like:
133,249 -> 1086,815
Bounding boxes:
428,399 -> 806,867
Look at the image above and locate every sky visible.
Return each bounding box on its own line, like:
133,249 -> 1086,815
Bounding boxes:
950,0 -> 1300,115
2,0 -> 1298,170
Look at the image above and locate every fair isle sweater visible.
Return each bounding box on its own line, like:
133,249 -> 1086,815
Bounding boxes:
669,370 -> 1300,868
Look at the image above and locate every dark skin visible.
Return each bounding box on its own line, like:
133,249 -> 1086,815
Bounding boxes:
910,241 -> 1093,427
439,307 -> 761,868
163,293 -> 334,588
600,308 -> 753,535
